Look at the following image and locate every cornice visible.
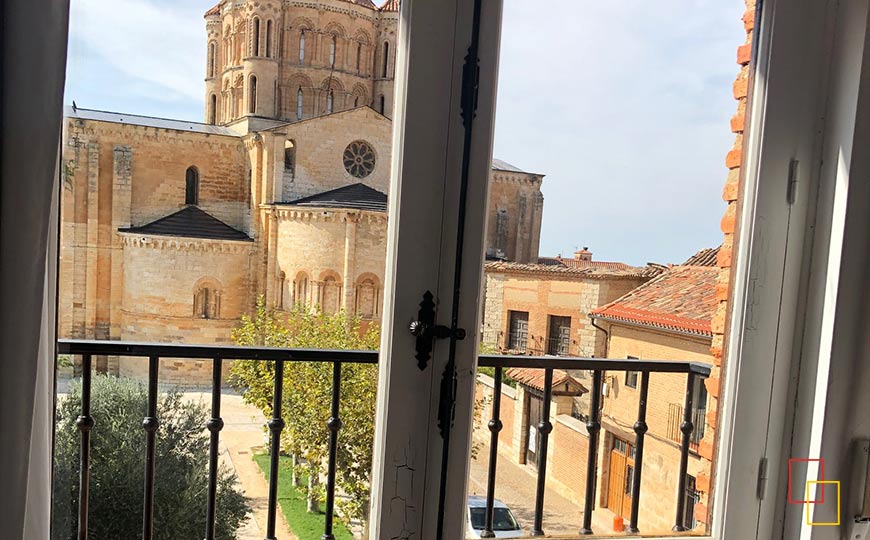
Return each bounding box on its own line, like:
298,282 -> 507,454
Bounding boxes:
119,232 -> 255,253
264,205 -> 387,224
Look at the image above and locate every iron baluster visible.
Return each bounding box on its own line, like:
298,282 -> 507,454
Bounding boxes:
76,353 -> 94,540
531,369 -> 554,536
627,371 -> 650,534
322,362 -> 343,540
480,367 -> 504,539
673,372 -> 696,531
205,357 -> 224,540
580,369 -> 602,535
266,359 -> 285,540
141,356 -> 160,540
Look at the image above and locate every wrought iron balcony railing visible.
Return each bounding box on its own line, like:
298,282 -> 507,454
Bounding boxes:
56,340 -> 710,539
56,339 -> 378,540
475,354 -> 712,537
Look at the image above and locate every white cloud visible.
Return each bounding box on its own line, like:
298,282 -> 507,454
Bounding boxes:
68,0 -> 207,102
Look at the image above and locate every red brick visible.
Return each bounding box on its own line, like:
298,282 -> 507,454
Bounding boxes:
731,113 -> 745,133
720,206 -> 736,234
706,408 -> 719,430
694,502 -> 709,524
717,241 -> 733,268
705,376 -> 721,399
698,439 -> 715,461
743,8 -> 756,32
696,473 -> 711,494
737,43 -> 752,65
733,77 -> 749,99
725,147 -> 743,169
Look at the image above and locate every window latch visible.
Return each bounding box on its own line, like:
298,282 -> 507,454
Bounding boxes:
409,291 -> 466,371
756,457 -> 768,500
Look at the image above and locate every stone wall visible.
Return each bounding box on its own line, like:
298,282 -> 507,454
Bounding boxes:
485,170 -> 544,263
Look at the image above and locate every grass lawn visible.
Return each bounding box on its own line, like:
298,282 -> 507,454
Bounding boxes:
253,454 -> 355,540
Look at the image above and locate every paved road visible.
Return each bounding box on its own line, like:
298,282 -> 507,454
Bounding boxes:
466,438 -> 617,537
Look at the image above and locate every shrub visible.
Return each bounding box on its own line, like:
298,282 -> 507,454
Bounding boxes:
52,376 -> 249,540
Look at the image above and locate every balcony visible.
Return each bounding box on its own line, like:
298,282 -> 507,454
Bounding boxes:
57,339 -> 710,539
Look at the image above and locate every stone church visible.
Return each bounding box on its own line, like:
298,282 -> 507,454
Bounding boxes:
58,0 -> 545,382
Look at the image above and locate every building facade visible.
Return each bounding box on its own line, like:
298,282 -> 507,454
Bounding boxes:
58,0 -> 544,383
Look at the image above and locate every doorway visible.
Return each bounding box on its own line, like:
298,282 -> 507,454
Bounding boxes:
607,436 -> 635,519
525,391 -> 543,466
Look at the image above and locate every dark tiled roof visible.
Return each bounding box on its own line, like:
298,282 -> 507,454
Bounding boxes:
204,3 -> 221,16
119,206 -> 251,241
682,246 -> 721,267
280,183 -> 387,212
506,367 -> 587,395
591,265 -> 719,338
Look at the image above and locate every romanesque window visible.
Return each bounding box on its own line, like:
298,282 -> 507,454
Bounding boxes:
379,94 -> 385,115
298,32 -> 305,63
208,94 -> 217,125
252,18 -> 260,57
356,42 -> 362,72
278,271 -> 286,309
185,166 -> 199,205
296,88 -> 303,119
343,140 -> 376,178
382,41 -> 389,78
207,42 -> 216,78
327,90 -> 334,114
284,140 -> 296,174
193,281 -> 221,319
356,277 -> 379,318
294,272 -> 310,307
249,75 -> 257,114
329,35 -> 337,67
354,96 -> 359,108
321,275 -> 340,314
266,20 -> 273,58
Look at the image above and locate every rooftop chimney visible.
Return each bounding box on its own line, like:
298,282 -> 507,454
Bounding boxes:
574,247 -> 592,262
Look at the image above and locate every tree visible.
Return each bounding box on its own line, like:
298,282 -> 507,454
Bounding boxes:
52,376 -> 249,540
230,298 -> 379,528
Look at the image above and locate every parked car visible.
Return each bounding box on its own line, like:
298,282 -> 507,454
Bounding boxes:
466,495 -> 524,538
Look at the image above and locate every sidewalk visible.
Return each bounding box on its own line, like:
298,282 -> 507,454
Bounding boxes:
182,391 -> 294,540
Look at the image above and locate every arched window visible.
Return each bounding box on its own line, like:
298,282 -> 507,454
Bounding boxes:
266,20 -> 273,57
355,277 -> 379,318
249,75 -> 258,114
299,32 -> 305,63
296,87 -> 303,119
354,96 -> 359,108
207,42 -> 216,78
252,18 -> 260,56
356,43 -> 362,72
185,166 -> 199,205
193,280 -> 221,319
382,41 -> 389,78
326,90 -> 334,114
321,275 -> 340,314
329,35 -> 337,66
284,140 -> 296,174
379,94 -> 385,115
208,94 -> 217,125
278,271 -> 286,309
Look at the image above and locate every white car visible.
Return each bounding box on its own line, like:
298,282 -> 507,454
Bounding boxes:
466,495 -> 524,538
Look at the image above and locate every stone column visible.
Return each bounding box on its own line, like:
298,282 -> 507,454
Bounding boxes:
109,145 -> 133,374
342,213 -> 357,312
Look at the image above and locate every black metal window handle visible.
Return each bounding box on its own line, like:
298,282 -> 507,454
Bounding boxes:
409,291 -> 465,370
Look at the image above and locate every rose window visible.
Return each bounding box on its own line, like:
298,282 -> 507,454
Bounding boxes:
343,140 -> 376,178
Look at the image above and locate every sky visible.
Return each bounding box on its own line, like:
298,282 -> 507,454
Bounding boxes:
64,0 -> 746,267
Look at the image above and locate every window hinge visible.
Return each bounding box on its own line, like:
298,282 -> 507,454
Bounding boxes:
757,457 -> 769,500
786,159 -> 799,205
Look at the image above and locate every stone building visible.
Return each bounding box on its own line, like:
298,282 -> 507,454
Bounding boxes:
587,247 -> 719,531
480,249 -> 662,358
58,0 -> 544,383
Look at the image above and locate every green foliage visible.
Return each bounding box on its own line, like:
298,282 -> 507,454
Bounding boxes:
477,365 -> 517,389
231,297 -> 379,527
52,376 -> 249,540
253,454 -> 354,540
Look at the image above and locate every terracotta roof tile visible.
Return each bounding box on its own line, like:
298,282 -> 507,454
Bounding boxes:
505,367 -> 587,394
682,246 -> 720,267
204,3 -> 221,16
591,264 -> 718,337
379,0 -> 400,11
485,260 -> 663,280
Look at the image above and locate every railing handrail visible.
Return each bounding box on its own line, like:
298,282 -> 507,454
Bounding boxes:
478,354 -> 712,376
57,339 -> 379,363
